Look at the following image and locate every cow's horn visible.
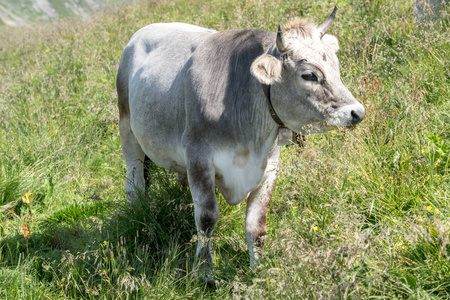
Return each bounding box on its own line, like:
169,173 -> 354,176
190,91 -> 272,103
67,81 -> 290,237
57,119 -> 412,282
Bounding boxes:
276,25 -> 287,53
318,6 -> 338,36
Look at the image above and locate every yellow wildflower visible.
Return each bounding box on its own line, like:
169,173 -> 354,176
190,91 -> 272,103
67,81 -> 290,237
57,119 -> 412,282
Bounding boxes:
434,208 -> 440,214
22,191 -> 33,204
429,226 -> 437,235
313,226 -> 318,231
426,205 -> 432,211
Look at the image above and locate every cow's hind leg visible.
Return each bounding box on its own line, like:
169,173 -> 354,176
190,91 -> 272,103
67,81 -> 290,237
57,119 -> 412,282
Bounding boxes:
120,115 -> 146,205
143,155 -> 152,188
245,145 -> 280,268
184,142 -> 219,282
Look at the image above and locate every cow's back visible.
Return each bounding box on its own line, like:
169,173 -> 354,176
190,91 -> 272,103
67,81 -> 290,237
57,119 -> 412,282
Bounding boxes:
117,23 -> 215,171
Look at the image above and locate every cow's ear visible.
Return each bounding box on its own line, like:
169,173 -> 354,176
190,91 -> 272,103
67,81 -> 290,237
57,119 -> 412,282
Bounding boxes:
251,54 -> 282,85
322,34 -> 339,53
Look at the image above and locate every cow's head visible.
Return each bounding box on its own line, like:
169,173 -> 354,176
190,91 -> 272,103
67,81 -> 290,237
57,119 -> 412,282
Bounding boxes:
251,7 -> 365,134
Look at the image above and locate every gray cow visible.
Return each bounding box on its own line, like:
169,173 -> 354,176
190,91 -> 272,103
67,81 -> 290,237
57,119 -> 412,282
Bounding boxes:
117,7 -> 365,279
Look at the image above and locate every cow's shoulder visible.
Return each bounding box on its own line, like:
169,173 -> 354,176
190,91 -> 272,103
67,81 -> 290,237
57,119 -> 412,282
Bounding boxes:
193,29 -> 275,62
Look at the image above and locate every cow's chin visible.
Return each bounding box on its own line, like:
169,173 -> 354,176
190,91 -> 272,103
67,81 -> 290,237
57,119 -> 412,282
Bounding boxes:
325,117 -> 362,132
294,121 -> 356,135
295,123 -> 335,135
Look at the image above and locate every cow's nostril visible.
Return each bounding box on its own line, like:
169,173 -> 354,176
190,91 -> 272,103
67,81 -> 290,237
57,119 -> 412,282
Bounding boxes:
351,110 -> 365,125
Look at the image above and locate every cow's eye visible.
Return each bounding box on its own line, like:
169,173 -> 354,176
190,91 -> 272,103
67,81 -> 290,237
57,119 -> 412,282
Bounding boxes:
301,73 -> 318,82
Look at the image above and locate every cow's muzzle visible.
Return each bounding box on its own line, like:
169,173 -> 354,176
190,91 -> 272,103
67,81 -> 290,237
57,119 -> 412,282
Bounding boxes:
350,109 -> 365,125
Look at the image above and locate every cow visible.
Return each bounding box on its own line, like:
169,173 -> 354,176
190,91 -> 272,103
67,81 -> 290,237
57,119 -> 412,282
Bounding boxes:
117,6 -> 365,280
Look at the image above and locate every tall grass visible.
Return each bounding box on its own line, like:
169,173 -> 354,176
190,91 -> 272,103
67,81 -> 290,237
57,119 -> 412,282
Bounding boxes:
0,0 -> 449,298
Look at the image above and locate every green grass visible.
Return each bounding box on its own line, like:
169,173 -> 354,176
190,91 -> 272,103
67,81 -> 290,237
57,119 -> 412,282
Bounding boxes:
0,0 -> 449,298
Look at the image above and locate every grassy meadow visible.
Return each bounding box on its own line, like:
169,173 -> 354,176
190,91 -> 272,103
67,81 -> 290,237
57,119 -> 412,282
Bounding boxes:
0,0 -> 449,298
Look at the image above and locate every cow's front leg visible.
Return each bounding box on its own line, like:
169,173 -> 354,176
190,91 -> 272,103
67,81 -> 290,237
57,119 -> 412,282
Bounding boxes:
245,145 -> 280,268
185,145 -> 219,281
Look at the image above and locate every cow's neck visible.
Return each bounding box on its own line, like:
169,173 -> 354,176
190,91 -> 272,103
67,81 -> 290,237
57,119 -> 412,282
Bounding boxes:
240,81 -> 281,157
261,83 -> 286,127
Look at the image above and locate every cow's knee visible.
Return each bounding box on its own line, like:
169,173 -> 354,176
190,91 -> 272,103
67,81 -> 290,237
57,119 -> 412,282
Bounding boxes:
194,200 -> 219,254
192,202 -> 219,283
184,144 -> 218,234
245,183 -> 272,267
246,217 -> 267,246
197,206 -> 219,233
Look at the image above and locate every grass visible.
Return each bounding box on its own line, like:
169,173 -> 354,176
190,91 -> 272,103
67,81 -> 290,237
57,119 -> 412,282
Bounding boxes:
0,0 -> 449,298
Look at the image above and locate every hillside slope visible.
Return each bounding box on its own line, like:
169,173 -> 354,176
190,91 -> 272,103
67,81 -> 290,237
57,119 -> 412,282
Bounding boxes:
0,0 -> 128,26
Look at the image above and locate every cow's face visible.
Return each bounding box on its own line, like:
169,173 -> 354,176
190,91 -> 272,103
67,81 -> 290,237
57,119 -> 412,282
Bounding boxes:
251,9 -> 365,134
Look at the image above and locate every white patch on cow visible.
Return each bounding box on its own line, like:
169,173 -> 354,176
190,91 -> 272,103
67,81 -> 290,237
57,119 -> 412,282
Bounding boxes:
213,149 -> 266,205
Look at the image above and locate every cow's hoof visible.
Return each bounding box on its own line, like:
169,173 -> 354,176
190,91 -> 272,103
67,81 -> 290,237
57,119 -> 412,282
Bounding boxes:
191,269 -> 215,286
202,274 -> 216,286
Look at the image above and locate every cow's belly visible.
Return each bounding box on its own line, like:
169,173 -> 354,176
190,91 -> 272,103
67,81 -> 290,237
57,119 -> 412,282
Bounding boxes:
132,119 -> 268,204
213,149 -> 267,205
131,120 -> 187,173
132,121 -> 266,203
142,141 -> 186,173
